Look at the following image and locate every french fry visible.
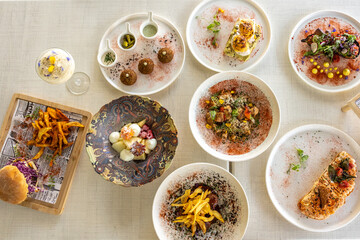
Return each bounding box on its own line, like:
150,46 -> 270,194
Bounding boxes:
50,132 -> 58,147
33,147 -> 44,160
57,122 -> 68,145
34,121 -> 41,130
36,127 -> 52,142
63,142 -> 73,149
172,187 -> 225,236
58,134 -> 63,155
31,122 -> 38,130
27,140 -> 36,145
56,108 -> 69,121
27,108 -> 84,165
39,109 -> 44,120
38,120 -> 45,128
35,143 -> 51,148
44,112 -> 50,127
47,107 -> 58,119
65,122 -> 84,128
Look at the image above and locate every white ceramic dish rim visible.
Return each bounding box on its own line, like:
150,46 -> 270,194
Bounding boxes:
98,12 -> 186,95
152,162 -> 250,240
265,123 -> 360,232
185,0 -> 272,73
189,71 -> 281,162
288,10 -> 360,93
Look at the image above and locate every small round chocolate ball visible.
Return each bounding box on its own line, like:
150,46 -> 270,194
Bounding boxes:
138,58 -> 154,74
120,69 -> 137,85
158,48 -> 174,63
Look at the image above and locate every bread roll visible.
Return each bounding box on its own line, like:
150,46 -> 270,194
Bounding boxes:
0,165 -> 28,204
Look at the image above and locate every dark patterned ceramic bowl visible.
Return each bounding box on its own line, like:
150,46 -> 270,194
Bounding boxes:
86,95 -> 178,187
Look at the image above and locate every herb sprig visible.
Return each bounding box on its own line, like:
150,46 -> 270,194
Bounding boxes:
104,52 -> 115,65
287,148 -> 309,174
48,176 -> 55,189
25,106 -> 40,120
207,8 -> 224,47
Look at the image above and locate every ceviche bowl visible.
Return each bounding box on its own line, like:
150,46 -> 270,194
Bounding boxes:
85,95 -> 178,187
189,71 -> 280,162
152,162 -> 249,240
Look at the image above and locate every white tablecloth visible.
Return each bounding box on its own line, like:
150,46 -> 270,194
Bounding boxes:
0,0 -> 359,239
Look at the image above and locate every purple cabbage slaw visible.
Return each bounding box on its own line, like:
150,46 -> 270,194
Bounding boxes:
7,157 -> 42,194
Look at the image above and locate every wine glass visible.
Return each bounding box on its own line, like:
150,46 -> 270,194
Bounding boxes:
35,48 -> 90,95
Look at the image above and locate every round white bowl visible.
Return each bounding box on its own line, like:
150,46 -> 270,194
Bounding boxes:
152,162 -> 249,240
189,71 -> 280,162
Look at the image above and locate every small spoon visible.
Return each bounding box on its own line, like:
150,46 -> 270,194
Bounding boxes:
98,39 -> 117,68
140,12 -> 159,40
118,22 -> 137,51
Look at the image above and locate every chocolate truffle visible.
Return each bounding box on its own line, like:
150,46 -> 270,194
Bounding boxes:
120,69 -> 137,85
158,48 -> 174,63
138,58 -> 154,74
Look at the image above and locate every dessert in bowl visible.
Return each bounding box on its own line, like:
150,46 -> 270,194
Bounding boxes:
86,95 -> 178,187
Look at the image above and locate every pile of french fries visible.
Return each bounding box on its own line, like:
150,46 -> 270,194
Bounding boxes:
27,107 -> 84,166
171,186 -> 224,236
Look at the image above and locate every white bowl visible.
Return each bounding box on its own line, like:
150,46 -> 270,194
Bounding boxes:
189,71 -> 280,162
152,163 -> 249,240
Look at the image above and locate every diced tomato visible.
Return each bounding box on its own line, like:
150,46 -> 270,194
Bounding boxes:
336,167 -> 343,177
332,54 -> 340,63
244,107 -> 251,119
349,162 -> 355,169
352,45 -> 359,56
219,106 -> 224,112
339,180 -> 350,188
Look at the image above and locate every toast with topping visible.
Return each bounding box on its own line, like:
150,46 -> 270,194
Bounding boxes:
223,18 -> 261,62
298,151 -> 357,220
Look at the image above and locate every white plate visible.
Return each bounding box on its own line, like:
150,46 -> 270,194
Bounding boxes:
189,71 -> 280,162
288,10 -> 360,92
152,163 -> 249,240
98,13 -> 185,95
266,124 -> 360,232
186,0 -> 271,72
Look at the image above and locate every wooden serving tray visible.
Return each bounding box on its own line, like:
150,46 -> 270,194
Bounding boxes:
0,93 -> 92,215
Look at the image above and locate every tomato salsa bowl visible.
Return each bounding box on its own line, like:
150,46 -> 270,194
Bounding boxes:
189,71 -> 280,162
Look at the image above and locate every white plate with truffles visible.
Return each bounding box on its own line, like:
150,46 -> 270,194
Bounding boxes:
186,0 -> 271,72
98,12 -> 185,95
266,124 -> 360,232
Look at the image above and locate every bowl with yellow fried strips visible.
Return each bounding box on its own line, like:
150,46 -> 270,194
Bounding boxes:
152,163 -> 249,240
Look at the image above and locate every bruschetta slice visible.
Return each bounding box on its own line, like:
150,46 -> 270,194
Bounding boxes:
298,151 -> 356,220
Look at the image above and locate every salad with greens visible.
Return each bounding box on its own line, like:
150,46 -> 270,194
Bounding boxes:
205,89 -> 260,142
301,28 -> 359,61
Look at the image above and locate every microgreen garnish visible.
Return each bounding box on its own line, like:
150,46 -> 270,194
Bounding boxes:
13,144 -> 21,157
207,8 -> 224,47
302,29 -> 359,61
25,106 -> 40,120
48,176 -> 55,189
287,148 -> 309,174
104,52 -> 115,65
